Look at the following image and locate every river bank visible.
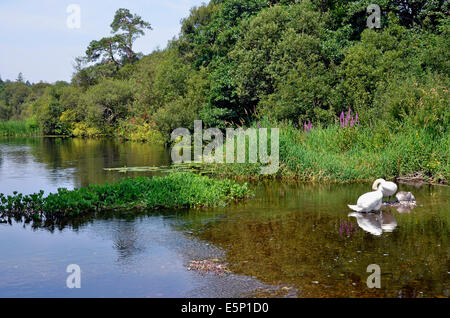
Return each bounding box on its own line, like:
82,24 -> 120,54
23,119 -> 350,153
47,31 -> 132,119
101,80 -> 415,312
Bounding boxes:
205,122 -> 449,185
2,121 -> 447,185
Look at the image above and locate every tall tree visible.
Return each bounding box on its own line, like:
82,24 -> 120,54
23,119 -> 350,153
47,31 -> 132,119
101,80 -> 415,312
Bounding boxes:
110,8 -> 153,64
16,72 -> 24,83
82,9 -> 152,68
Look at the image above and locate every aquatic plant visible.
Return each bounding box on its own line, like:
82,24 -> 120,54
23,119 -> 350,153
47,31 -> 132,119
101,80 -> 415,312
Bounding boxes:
104,162 -> 215,175
0,172 -> 252,222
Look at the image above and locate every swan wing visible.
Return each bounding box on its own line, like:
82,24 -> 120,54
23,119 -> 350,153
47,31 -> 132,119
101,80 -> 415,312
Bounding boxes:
356,191 -> 383,212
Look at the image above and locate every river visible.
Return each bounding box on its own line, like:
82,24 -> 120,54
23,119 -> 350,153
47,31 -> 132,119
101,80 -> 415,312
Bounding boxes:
0,137 -> 448,297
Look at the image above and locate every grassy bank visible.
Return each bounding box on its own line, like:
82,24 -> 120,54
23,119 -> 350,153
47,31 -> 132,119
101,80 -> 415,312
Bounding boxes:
0,172 -> 252,222
208,122 -> 449,184
0,120 -> 39,137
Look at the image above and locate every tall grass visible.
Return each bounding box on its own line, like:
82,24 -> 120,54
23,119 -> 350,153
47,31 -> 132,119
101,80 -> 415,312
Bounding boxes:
209,120 -> 449,184
0,120 -> 39,137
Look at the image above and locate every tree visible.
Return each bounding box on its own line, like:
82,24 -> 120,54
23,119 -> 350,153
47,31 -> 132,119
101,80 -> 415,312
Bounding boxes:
78,79 -> 133,130
78,8 -> 152,80
393,0 -> 448,29
85,35 -> 124,67
16,72 -> 24,83
110,8 -> 152,64
3,82 -> 31,119
230,1 -> 328,116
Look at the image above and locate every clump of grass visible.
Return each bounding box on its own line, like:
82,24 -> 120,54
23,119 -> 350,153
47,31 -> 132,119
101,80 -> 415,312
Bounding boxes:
0,172 -> 252,222
0,120 -> 39,137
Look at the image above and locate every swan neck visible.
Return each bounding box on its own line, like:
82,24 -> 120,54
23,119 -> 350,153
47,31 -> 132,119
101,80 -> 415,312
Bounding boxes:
372,179 -> 385,190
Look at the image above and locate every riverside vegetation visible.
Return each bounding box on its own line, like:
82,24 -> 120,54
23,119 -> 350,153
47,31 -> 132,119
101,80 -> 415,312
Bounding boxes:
0,172 -> 251,222
0,1 -> 448,183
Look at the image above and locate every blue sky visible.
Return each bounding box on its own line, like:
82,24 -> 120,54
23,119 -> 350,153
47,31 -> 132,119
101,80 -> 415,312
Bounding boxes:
0,0 -> 206,83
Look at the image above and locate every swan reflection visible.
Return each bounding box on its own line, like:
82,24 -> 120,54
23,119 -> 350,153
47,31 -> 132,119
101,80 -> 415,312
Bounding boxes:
348,211 -> 398,236
395,206 -> 414,214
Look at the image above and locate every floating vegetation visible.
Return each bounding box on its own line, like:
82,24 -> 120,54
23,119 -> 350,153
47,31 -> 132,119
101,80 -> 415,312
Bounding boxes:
0,172 -> 252,223
187,259 -> 231,276
104,162 -> 215,175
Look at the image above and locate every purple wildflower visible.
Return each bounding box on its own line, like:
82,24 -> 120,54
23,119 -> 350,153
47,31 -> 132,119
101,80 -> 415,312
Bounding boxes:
340,107 -> 360,129
303,121 -> 313,133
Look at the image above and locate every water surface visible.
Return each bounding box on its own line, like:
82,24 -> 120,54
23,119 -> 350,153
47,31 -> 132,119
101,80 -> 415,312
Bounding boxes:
0,138 -> 448,297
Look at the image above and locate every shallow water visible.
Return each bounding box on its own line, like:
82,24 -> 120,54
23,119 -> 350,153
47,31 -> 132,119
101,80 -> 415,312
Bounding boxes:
0,138 -> 448,297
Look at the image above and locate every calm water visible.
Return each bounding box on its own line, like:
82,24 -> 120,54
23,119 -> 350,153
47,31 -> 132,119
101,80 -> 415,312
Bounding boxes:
0,137 -> 448,297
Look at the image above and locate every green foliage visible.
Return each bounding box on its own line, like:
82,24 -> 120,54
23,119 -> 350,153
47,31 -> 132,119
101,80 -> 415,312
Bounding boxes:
0,81 -> 31,120
78,79 -> 133,132
84,35 -> 124,67
259,61 -> 337,125
152,67 -> 210,138
33,82 -> 71,135
0,172 -> 252,221
71,122 -> 103,138
83,8 -> 152,67
230,1 -> 329,118
110,8 -> 152,64
0,120 -> 39,137
375,73 -> 449,137
211,120 -> 449,183
116,118 -> 164,144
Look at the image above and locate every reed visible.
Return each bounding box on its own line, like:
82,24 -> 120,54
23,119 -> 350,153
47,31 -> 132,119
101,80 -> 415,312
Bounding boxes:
0,120 -> 39,137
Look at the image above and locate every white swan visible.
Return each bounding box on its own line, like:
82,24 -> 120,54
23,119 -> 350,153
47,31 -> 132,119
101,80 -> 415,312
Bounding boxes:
372,178 -> 398,199
348,187 -> 383,212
